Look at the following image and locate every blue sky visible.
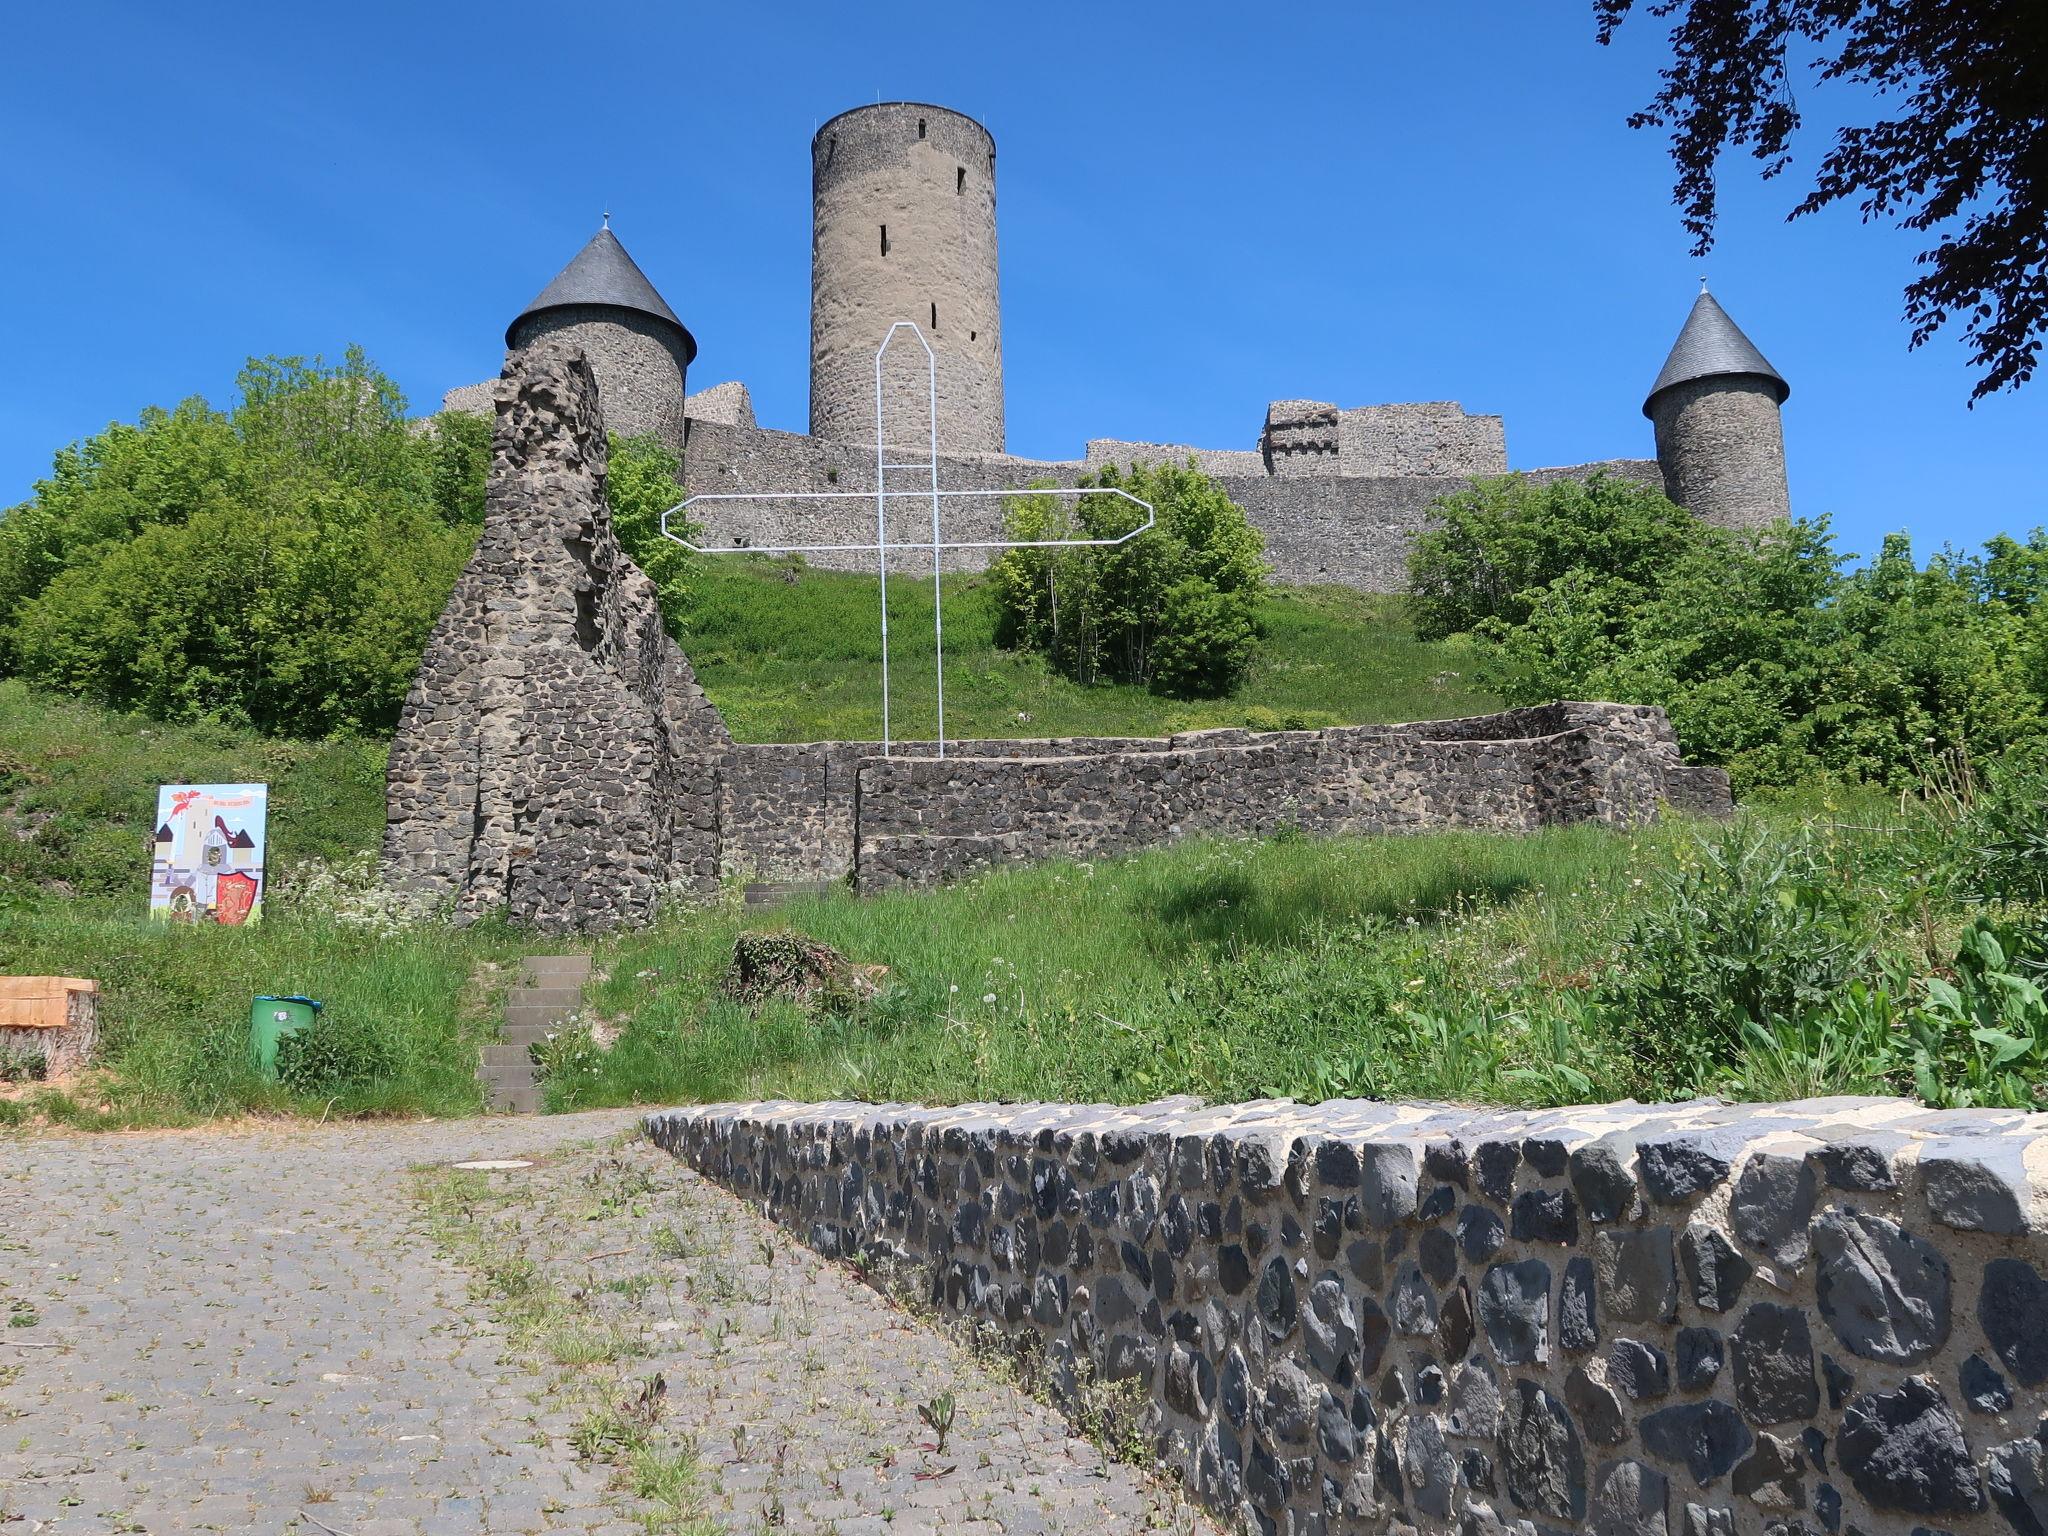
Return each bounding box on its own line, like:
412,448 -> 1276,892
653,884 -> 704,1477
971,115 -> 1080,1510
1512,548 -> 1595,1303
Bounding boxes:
2,1 -> 2039,560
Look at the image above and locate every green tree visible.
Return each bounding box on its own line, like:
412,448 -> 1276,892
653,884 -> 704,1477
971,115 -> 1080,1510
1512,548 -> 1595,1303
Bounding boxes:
990,459 -> 1269,697
1406,472 -> 1704,641
0,350 -> 478,734
606,433 -> 698,631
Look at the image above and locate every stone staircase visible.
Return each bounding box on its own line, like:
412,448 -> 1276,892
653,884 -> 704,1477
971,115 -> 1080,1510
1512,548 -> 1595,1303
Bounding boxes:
743,880 -> 837,908
478,954 -> 590,1114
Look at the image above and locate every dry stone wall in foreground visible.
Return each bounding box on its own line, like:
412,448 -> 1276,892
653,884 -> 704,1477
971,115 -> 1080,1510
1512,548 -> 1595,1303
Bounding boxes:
648,1095 -> 2048,1536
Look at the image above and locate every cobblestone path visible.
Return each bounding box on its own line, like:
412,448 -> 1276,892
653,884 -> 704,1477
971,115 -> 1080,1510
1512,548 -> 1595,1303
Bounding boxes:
1,1115 -> 1215,1535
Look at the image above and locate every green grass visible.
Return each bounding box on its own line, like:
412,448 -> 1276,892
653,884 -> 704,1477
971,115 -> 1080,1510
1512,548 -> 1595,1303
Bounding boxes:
681,558 -> 1502,741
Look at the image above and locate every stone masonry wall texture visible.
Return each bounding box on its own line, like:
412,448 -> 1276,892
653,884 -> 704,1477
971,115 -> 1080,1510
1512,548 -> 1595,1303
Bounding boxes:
648,1092 -> 2048,1536
1648,377 -> 1790,531
505,305 -> 693,456
382,342 -> 728,932
811,103 -> 1004,454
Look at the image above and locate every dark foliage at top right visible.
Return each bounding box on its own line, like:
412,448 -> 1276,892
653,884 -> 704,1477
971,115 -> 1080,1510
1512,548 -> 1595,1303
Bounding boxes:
1597,0 -> 2048,401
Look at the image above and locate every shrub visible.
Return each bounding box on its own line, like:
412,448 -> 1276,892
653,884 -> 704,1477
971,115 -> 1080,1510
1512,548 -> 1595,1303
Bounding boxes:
275,1013 -> 400,1098
1601,820 -> 1877,1090
990,459 -> 1269,698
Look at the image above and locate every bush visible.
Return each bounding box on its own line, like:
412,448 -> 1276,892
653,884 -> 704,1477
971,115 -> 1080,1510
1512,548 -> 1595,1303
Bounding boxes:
275,1013 -> 401,1098
1601,820 -> 1877,1090
990,459 -> 1269,698
0,351 -> 695,738
1407,469 -> 2048,792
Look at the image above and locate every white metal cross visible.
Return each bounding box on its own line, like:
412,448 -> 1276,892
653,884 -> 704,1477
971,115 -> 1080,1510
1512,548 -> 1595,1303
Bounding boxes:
660,322 -> 1155,757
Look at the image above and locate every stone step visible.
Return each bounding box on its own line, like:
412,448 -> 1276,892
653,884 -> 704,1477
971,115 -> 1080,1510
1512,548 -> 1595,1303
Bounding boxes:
503,1003 -> 577,1032
520,954 -> 592,980
499,1023 -> 555,1044
745,881 -> 838,907
480,1043 -> 534,1069
488,1083 -> 543,1114
506,985 -> 583,1011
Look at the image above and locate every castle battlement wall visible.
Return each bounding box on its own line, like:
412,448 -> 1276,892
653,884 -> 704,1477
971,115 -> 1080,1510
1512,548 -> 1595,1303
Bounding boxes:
679,410 -> 1656,591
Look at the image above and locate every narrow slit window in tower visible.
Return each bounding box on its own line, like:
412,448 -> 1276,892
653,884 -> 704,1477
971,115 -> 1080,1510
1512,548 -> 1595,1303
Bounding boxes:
880,224 -> 888,256
970,330 -> 977,341
956,166 -> 965,194
917,118 -> 926,139
826,135 -> 836,166
930,302 -> 938,331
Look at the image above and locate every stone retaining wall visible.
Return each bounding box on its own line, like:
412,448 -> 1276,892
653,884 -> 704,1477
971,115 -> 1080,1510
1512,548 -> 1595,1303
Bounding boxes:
647,1094 -> 2048,1536
844,703 -> 1729,893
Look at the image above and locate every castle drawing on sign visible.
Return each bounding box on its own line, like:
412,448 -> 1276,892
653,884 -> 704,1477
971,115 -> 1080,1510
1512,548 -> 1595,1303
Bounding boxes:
442,100 -> 1794,591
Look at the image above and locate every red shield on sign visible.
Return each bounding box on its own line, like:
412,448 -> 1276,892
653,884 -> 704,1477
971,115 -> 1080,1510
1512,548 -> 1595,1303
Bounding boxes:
214,872 -> 259,926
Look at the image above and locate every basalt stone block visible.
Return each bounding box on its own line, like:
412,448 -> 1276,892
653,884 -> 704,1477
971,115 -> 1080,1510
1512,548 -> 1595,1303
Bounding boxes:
1436,1274 -> 1476,1363
1680,1223 -> 1753,1313
1314,1197 -> 1344,1261
1478,1141 -> 1523,1204
1816,1482 -> 1843,1532
1677,1327 -> 1723,1392
1220,1243 -> 1253,1295
1427,1139 -> 1472,1190
1362,1143 -> 1422,1228
1409,1415 -> 1459,1517
1641,1137 -> 1734,1204
1592,1457 -> 1670,1536
1733,1154 -> 1819,1268
1982,1260 -> 2048,1386
1318,1140 -> 1362,1189
1421,1226 -> 1460,1287
1463,1500 -> 1538,1536
1165,1343 -> 1217,1417
1562,1256 -> 1599,1354
1817,1141 -> 1897,1193
1258,1255 -> 1299,1341
1500,1380 -> 1587,1523
1987,1423 -> 2048,1536
1358,1294 -> 1393,1376
1525,1139 -> 1570,1178
1684,1503 -> 1735,1536
1307,1275 -> 1360,1383
1598,1228 -> 1679,1324
1734,1303 -> 1821,1426
1106,1332 -> 1158,1382
1421,1182 -> 1458,1221
1461,1204 -> 1507,1264
1464,1448 -> 1497,1495
1640,1400 -> 1753,1486
1963,1354 -> 2014,1414
1418,1360 -> 1447,1406
1733,1433 -> 1808,1513
1222,1347 -> 1251,1428
1266,1359 -> 1317,1443
1393,1262 -> 1440,1336
1381,1423 -> 1408,1507
1838,1377 -> 1985,1516
1246,1440 -> 1292,1514
1922,1143 -> 2029,1235
1812,1208 -> 1951,1364
1513,1188 -> 1580,1245
1451,1361 -> 1504,1440
1612,1339 -> 1672,1401
1568,1366 -> 1628,1447
1318,1387 -> 1358,1463
1572,1141 -> 1641,1224
1804,1426 -> 1830,1476
1480,1259 -> 1552,1366
1825,1355 -> 1856,1410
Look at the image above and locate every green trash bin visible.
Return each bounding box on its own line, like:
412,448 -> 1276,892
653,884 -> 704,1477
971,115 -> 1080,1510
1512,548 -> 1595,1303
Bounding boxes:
251,995 -> 322,1076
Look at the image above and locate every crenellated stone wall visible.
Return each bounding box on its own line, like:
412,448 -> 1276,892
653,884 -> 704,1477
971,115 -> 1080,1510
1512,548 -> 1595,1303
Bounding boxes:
647,1093 -> 2048,1536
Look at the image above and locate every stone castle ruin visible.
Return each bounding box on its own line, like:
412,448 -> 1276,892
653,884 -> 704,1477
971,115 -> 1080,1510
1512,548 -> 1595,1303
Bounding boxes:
443,100 -> 1795,590
389,343 -> 1730,932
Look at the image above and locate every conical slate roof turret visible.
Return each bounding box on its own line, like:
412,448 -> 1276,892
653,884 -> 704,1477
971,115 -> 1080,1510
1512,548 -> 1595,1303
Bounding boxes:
508,225 -> 696,361
1643,290 -> 1787,417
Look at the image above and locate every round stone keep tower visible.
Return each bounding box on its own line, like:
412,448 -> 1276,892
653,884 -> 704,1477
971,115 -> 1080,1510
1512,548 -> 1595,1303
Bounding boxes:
506,224 -> 696,454
1644,290 -> 1791,529
809,102 -> 1004,454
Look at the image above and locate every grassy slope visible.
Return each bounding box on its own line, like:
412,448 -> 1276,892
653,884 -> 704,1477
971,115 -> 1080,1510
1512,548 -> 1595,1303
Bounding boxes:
2,577 -> 1586,1124
683,561 -> 1502,741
